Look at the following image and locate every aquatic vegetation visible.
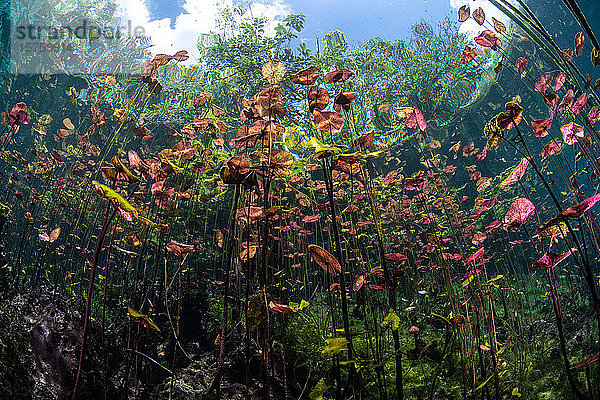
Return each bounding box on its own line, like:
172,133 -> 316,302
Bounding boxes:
2,0 -> 600,399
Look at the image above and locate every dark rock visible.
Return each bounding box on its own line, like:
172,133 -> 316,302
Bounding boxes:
0,288 -> 120,399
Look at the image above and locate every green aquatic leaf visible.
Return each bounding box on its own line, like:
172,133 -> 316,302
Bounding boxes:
309,378 -> 331,400
127,307 -> 145,318
289,299 -> 310,311
339,359 -> 361,369
299,299 -> 310,310
115,246 -> 138,256
247,291 -> 268,331
473,369 -> 506,392
484,113 -> 504,150
462,275 -> 474,287
307,137 -> 343,159
127,307 -> 160,331
111,156 -> 139,183
381,308 -> 400,330
0,202 -> 10,217
158,154 -> 184,173
139,216 -> 157,227
92,181 -> 137,219
432,312 -> 451,326
322,337 -> 348,356
284,125 -> 306,149
363,150 -> 385,159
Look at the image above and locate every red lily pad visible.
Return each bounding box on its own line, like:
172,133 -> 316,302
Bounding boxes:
557,89 -> 574,113
324,68 -> 354,83
472,7 -> 485,25
500,158 -> 529,189
534,73 -> 551,92
474,30 -> 500,50
290,66 -> 320,85
314,110 -> 344,133
561,122 -> 584,145
572,92 -> 587,114
532,249 -> 576,269
515,57 -> 528,74
461,46 -> 477,64
385,253 -> 408,262
308,86 -> 329,112
503,198 -> 534,233
532,118 -> 552,137
541,139 -> 562,157
406,108 -> 427,131
537,194 -> 600,234
458,5 -> 470,22
554,72 -> 566,91
575,32 -> 585,57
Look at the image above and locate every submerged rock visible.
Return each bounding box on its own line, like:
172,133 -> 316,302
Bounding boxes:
0,287 -> 120,399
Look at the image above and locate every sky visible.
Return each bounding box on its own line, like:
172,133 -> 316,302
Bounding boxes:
114,0 -> 508,63
275,0 -> 453,45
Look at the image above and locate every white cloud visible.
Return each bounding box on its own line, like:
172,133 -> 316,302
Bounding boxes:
115,0 -> 290,63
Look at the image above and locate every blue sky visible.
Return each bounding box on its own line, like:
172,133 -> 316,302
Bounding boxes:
284,0 -> 454,43
141,0 -> 454,48
145,0 -> 185,28
117,0 -> 505,62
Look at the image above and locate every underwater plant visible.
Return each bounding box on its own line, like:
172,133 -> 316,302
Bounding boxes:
1,1 -> 600,400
